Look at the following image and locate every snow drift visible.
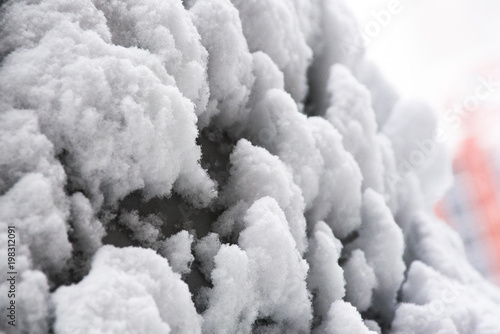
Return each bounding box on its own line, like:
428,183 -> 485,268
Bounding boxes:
0,0 -> 499,333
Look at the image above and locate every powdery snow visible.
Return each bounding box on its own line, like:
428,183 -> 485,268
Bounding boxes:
53,246 -> 202,334
1,0 -> 499,333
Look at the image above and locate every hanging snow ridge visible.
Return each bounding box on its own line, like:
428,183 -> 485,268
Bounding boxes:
216,139 -> 308,255
345,189 -> 405,325
325,64 -> 385,195
189,0 -> 254,130
230,0 -> 312,103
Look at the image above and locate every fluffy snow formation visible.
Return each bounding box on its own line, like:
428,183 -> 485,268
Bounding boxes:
1,0 -> 499,333
53,246 -> 202,334
205,197 -> 311,333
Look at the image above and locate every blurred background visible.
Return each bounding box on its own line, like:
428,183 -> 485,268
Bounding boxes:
348,0 -> 500,285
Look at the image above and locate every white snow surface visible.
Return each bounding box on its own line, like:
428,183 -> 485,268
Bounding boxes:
0,0 -> 499,333
53,246 -> 202,334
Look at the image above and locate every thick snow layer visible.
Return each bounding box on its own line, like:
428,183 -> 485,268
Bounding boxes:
53,246 -> 202,334
217,139 -> 308,254
190,0 -> 254,130
325,64 -> 385,195
205,197 -> 312,333
345,189 -> 405,324
202,244 -> 254,334
69,192 -> 106,274
93,0 -> 211,121
1,0 -> 500,333
238,197 -> 312,332
313,300 -> 377,334
0,0 -> 215,210
306,0 -> 362,115
0,110 -> 66,201
231,0 -> 312,103
0,174 -> 72,276
343,249 -> 377,312
245,88 -> 324,209
0,0 -> 112,55
306,117 -> 363,239
306,221 -> 345,322
392,261 -> 500,333
383,99 -> 453,207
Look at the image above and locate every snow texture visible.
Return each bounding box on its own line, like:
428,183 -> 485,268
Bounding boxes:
53,246 -> 202,334
93,0 -> 211,121
0,0 -> 216,210
193,232 -> 221,281
306,117 -> 363,239
343,249 -> 377,312
217,139 -> 308,255
313,300 -> 377,334
231,0 -> 312,103
306,221 -> 345,322
190,0 -> 254,130
238,197 -> 312,332
205,197 -> 312,333
383,99 -> 453,207
202,244 -> 254,334
245,88 -> 325,210
160,230 -> 194,276
391,261 -> 500,333
325,64 -> 385,195
1,0 -> 500,333
345,189 -> 405,324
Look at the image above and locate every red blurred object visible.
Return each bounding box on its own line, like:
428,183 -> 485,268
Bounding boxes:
436,61 -> 500,284
437,104 -> 500,285
457,135 -> 500,282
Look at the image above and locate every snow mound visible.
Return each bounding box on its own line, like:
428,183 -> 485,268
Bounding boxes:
53,246 -> 202,334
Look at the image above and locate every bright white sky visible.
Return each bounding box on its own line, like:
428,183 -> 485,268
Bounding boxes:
346,0 -> 500,147
347,0 -> 500,101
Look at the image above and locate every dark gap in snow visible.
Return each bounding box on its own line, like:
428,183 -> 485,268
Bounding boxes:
198,125 -> 235,194
105,190 -> 217,241
252,316 -> 277,333
63,230 -> 100,287
341,229 -> 360,245
181,0 -> 195,10
396,258 -> 413,305
304,59 -> 322,118
338,253 -> 349,267
309,290 -> 323,330
364,309 -> 390,333
187,263 -> 212,313
95,127 -> 237,303
101,219 -> 137,248
57,149 -> 87,198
